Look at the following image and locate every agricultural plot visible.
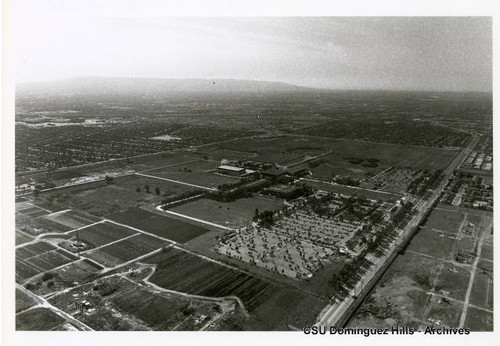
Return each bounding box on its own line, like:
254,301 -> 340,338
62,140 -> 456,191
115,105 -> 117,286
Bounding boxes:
16,216 -> 73,236
107,207 -> 210,243
169,197 -> 284,229
16,241 -> 78,282
110,286 -> 222,331
145,248 -> 280,313
26,259 -> 103,296
67,221 -> 137,248
48,274 -> 148,331
43,209 -> 101,230
48,271 -> 224,331
16,307 -> 67,331
16,288 -> 37,313
16,205 -> 50,219
86,233 -> 167,268
15,231 -> 33,245
216,227 -> 334,279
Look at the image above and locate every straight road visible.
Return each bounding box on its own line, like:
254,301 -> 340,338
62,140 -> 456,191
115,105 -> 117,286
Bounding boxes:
316,135 -> 478,327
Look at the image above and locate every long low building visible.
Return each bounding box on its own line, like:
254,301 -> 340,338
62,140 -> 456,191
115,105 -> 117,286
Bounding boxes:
217,165 -> 246,176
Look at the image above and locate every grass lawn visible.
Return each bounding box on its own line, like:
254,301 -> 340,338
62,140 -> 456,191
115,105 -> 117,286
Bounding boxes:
169,196 -> 284,228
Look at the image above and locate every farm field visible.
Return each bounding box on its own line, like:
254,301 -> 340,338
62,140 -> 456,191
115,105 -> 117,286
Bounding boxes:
145,248 -> 280,312
47,269 -> 230,331
26,259 -> 103,296
169,196 -> 284,229
67,221 -> 137,248
110,286 -> 223,331
16,307 -> 67,331
15,204 -> 50,220
85,233 -> 167,268
15,231 -> 33,245
143,247 -> 328,330
107,207 -> 210,243
16,241 -> 78,283
43,209 -> 101,229
16,288 -> 37,313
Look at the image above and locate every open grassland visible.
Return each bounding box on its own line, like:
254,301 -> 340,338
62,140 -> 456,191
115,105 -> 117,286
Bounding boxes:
40,175 -> 200,217
425,209 -> 465,234
169,196 -> 284,229
348,207 -> 492,331
107,207 -> 210,243
347,252 -> 469,329
209,136 -> 459,179
464,306 -> 493,331
469,259 -> 493,310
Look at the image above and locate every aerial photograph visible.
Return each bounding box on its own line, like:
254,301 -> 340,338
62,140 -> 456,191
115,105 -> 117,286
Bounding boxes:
11,9 -> 492,335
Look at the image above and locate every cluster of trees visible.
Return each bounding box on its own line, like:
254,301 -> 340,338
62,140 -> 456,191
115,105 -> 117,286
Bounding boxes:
407,169 -> 443,196
253,209 -> 275,227
135,184 -> 162,195
328,249 -> 371,299
161,190 -> 205,208
207,187 -> 252,203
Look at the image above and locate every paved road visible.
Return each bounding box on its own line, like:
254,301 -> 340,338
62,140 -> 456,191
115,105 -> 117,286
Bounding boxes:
316,135 -> 478,327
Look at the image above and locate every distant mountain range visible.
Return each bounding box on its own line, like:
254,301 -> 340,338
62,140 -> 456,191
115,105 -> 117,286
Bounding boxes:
16,77 -> 316,96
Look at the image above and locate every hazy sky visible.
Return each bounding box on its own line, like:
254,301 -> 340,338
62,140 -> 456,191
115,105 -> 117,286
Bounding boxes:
14,3 -> 492,91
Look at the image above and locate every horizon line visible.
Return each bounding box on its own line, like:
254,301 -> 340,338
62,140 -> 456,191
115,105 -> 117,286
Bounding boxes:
16,76 -> 492,94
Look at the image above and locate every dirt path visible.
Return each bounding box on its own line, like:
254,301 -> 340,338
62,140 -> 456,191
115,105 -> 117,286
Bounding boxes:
459,216 -> 487,327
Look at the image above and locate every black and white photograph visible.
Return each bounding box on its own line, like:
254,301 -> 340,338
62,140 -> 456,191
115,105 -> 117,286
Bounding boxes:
1,1 -> 496,345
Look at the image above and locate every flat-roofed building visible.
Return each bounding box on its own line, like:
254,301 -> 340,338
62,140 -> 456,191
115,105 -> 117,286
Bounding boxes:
217,165 -> 246,176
